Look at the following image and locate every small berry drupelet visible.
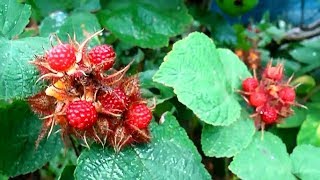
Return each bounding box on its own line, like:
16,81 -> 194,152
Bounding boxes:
66,100 -> 97,130
125,103 -> 153,129
47,44 -> 76,72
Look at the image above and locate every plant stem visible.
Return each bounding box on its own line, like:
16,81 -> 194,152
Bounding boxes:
69,135 -> 80,157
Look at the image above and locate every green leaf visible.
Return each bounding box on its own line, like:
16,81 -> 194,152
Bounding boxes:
289,47 -> 320,64
59,165 -> 76,180
290,144 -> 320,180
229,132 -> 295,180
291,75 -> 316,95
297,112 -> 320,147
75,113 -> 211,179
201,112 -> 255,157
139,70 -> 175,104
97,0 -> 193,48
0,174 -> 8,180
47,149 -> 77,179
265,26 -> 286,43
0,174 -> 9,180
72,0 -> 101,12
39,11 -> 68,37
0,37 -> 50,100
33,0 -> 100,16
0,101 -> 62,177
40,11 -> 101,46
189,8 -> 236,46
153,32 -> 251,126
0,0 -> 31,39
301,39 -> 320,49
277,107 -> 307,128
33,0 -> 73,16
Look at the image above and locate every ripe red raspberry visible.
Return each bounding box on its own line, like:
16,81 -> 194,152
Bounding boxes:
99,88 -> 129,114
249,91 -> 267,107
278,87 -> 296,103
263,64 -> 283,81
88,45 -> 115,70
242,77 -> 259,92
260,105 -> 278,124
66,100 -> 97,130
47,44 -> 76,72
125,103 -> 152,129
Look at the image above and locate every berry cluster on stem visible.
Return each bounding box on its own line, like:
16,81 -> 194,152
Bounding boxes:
28,30 -> 154,151
239,61 -> 305,131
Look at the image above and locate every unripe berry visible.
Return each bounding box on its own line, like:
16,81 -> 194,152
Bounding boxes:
249,92 -> 267,107
242,77 -> 259,92
47,44 -> 76,72
263,64 -> 283,81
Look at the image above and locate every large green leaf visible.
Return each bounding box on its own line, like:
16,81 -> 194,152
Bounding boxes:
97,0 -> 193,48
0,37 -> 50,100
290,144 -> 320,179
139,70 -> 175,104
0,0 -> 31,39
290,47 -> 320,65
229,132 -> 295,180
75,113 -> 211,179
297,111 -> 320,147
33,0 -> 100,16
201,112 -> 255,157
40,11 -> 101,46
0,101 -> 62,177
277,107 -> 307,128
153,32 -> 251,126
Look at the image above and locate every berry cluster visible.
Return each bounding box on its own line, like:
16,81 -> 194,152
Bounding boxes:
28,31 -> 153,151
240,62 -> 304,129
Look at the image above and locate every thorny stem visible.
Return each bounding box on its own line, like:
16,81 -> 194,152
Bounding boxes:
69,135 -> 80,157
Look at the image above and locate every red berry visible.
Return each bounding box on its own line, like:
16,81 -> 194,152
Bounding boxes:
249,92 -> 267,107
125,103 -> 152,129
47,44 -> 76,72
242,77 -> 259,92
260,105 -> 278,124
66,100 -> 97,130
263,64 -> 283,81
99,88 -> 129,114
88,45 -> 115,70
278,87 -> 296,103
